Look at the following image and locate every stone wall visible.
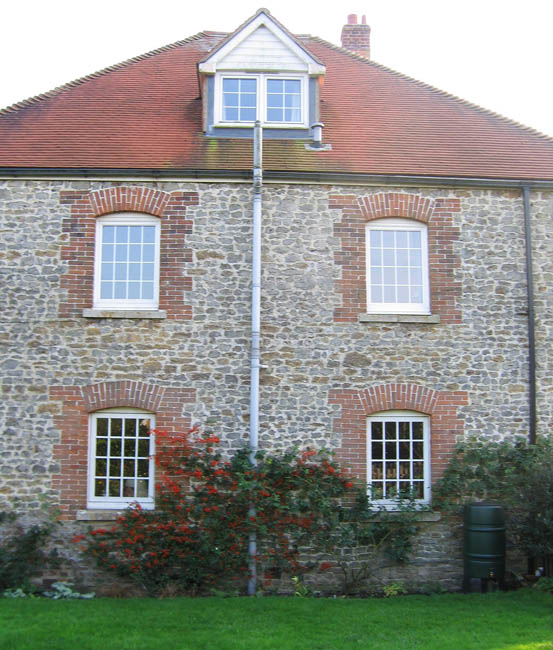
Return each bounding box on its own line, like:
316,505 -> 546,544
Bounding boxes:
0,178 -> 550,590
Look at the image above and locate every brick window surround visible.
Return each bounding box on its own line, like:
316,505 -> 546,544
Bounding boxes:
50,381 -> 195,519
330,383 -> 468,488
59,186 -> 199,319
331,192 -> 462,323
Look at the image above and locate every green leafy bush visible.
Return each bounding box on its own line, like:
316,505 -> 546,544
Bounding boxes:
77,427 -> 423,596
77,428 -> 353,595
433,436 -> 553,561
0,512 -> 59,592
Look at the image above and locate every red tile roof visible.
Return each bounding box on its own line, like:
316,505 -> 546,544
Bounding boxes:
2,32 -> 553,180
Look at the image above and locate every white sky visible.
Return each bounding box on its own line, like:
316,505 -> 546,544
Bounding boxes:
2,0 -> 553,137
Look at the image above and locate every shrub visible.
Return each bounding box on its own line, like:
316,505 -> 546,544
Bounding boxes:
77,428 -> 353,595
433,436 -> 553,561
0,512 -> 59,592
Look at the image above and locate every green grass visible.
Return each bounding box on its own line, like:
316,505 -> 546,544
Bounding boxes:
0,589 -> 552,650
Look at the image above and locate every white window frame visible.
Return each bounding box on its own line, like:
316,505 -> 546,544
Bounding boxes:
366,218 -> 430,314
214,72 -> 309,128
87,408 -> 155,510
367,411 -> 431,507
93,213 -> 161,310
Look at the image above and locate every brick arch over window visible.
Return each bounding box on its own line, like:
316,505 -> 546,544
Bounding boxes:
330,192 -> 461,323
59,186 -> 199,319
330,383 -> 468,487
50,381 -> 195,519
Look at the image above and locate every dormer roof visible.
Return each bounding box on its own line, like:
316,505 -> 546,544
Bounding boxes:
198,8 -> 325,76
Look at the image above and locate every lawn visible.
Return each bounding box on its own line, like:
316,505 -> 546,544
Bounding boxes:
0,589 -> 551,650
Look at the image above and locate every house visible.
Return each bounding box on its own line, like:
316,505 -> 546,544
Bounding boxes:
1,8 -> 553,590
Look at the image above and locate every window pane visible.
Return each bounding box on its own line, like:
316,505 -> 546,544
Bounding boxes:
128,283 -> 140,299
115,226 -> 129,243
143,226 -> 155,243
96,438 -> 107,457
129,244 -> 141,262
224,107 -> 238,121
114,282 -> 126,299
115,245 -> 127,262
100,283 -> 113,299
110,439 -> 122,456
96,459 -> 106,476
124,439 -> 136,457
129,226 -> 142,243
371,422 -> 383,439
115,263 -> 127,281
95,479 -> 106,497
412,422 -> 424,438
396,231 -> 408,247
397,286 -> 410,303
385,442 -> 396,458
102,244 -> 114,262
384,286 -> 396,302
371,441 -> 383,459
240,108 -> 256,121
385,422 -> 397,439
268,94 -> 284,108
108,480 -> 120,497
370,231 -> 382,246
142,283 -> 154,300
267,108 -> 282,122
382,231 -> 395,247
223,78 -> 239,92
267,79 -> 282,93
241,79 -> 257,93
102,226 -> 115,243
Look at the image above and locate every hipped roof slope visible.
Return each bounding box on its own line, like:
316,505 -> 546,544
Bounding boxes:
2,29 -> 553,180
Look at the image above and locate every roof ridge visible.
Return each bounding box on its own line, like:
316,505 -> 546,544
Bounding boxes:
302,35 -> 553,145
0,31 -> 218,116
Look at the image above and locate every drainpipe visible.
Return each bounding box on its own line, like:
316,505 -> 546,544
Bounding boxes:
522,185 -> 537,445
248,121 -> 262,595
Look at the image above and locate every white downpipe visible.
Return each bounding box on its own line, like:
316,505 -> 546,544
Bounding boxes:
248,121 -> 262,596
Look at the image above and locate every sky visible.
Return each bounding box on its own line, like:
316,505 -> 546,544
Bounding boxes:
2,0 -> 553,137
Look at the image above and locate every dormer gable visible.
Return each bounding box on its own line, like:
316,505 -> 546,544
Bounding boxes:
198,8 -> 325,138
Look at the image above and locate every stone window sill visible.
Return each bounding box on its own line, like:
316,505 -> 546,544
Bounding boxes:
76,510 -> 124,522
359,313 -> 440,324
82,309 -> 167,319
369,511 -> 441,522
76,508 -> 154,522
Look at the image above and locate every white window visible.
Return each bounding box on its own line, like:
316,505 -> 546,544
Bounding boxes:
88,409 -> 155,509
94,213 -> 160,310
366,219 -> 429,314
367,411 -> 430,505
216,74 -> 307,127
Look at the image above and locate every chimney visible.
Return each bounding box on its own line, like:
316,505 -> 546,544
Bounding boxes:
341,14 -> 370,59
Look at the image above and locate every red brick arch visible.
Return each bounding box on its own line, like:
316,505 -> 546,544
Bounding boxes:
330,192 -> 462,323
50,381 -> 195,519
58,186 -> 198,319
329,383 -> 468,487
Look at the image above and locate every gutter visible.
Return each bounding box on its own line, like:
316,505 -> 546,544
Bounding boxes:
3,167 -> 553,190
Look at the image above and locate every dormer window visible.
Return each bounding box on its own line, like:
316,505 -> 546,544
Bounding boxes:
199,9 -> 325,138
216,74 -> 307,127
